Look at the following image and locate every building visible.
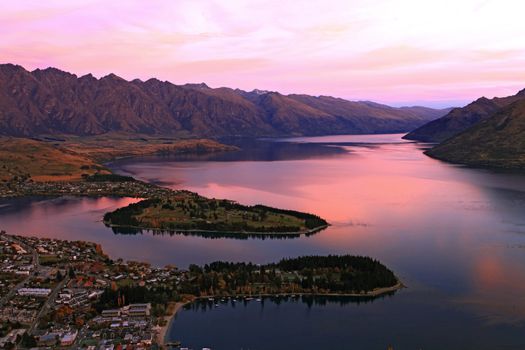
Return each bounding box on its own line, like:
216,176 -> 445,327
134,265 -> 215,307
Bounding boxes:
102,309 -> 121,318
60,330 -> 78,346
127,303 -> 151,318
11,243 -> 27,254
37,333 -> 58,347
17,287 -> 52,297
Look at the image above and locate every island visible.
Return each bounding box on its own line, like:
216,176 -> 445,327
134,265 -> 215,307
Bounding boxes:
0,231 -> 402,349
103,192 -> 329,235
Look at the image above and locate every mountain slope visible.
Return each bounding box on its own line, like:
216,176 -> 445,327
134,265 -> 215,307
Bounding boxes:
0,63 -> 449,138
288,95 -> 452,134
426,98 -> 525,169
404,89 -> 525,142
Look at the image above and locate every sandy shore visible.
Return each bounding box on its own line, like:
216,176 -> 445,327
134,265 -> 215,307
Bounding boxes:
157,302 -> 188,348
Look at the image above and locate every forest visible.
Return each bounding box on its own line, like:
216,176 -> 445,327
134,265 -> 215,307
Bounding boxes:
178,255 -> 399,296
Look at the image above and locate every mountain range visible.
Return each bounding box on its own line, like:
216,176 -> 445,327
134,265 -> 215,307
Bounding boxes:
0,64 -> 450,138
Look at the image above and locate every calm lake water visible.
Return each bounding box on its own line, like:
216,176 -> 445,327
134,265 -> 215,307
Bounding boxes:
1,134 -> 525,349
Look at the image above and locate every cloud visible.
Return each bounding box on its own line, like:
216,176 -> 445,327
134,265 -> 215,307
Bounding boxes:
1,0 -> 525,106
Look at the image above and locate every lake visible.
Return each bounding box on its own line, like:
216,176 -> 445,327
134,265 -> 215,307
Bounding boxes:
1,134 -> 525,349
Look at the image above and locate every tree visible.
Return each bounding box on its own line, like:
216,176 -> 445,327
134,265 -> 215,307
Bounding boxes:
21,333 -> 37,347
56,270 -> 63,281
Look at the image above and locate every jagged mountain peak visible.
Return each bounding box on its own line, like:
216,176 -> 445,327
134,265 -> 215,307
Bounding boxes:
184,82 -> 210,89
0,63 -> 448,138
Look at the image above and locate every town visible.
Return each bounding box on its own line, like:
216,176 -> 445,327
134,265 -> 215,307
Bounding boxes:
0,230 -> 184,349
0,230 -> 400,349
0,175 -> 173,199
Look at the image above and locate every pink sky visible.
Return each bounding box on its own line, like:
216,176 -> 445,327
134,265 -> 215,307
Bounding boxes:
2,0 -> 525,107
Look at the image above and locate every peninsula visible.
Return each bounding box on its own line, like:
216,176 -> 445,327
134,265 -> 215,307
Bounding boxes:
103,192 -> 328,235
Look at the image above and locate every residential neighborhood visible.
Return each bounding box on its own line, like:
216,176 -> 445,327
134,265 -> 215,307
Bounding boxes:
0,231 -> 183,349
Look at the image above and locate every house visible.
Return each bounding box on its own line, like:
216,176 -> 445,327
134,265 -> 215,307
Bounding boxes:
38,333 -> 58,347
60,330 -> 78,346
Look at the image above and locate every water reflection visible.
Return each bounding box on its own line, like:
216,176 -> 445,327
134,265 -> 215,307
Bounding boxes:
186,293 -> 396,313
109,226 -> 324,240
2,134 -> 525,348
170,288 -> 524,350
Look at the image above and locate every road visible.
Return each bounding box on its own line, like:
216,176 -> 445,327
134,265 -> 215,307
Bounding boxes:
28,276 -> 69,334
0,233 -> 66,335
0,233 -> 39,307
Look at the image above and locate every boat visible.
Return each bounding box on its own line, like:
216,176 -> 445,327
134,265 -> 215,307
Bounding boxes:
165,340 -> 181,348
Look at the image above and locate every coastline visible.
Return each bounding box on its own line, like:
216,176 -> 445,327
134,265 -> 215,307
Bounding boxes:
157,302 -> 188,349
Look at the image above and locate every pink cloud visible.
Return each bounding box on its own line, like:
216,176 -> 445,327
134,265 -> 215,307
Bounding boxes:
1,0 -> 525,107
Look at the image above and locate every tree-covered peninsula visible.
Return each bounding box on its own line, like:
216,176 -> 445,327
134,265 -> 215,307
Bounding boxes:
103,192 -> 328,234
98,255 -> 401,301
185,255 -> 400,296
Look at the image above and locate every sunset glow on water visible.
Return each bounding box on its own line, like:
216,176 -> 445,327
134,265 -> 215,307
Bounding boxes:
2,135 -> 524,348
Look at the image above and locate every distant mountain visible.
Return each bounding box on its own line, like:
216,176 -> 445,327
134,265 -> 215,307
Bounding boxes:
404,89 -> 525,142
0,63 -> 449,138
427,98 -> 525,169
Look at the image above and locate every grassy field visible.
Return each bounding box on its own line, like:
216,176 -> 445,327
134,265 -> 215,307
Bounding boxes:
55,133 -> 237,162
0,137 -> 107,182
0,135 -> 236,182
104,193 -> 328,234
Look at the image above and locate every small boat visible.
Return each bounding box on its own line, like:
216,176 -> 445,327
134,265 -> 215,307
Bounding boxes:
165,340 -> 181,348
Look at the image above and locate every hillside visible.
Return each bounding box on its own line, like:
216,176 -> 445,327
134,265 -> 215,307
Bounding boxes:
427,99 -> 525,169
0,64 -> 448,138
404,89 -> 525,142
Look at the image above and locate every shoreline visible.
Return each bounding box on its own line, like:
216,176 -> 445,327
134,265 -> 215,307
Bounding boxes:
157,301 -> 188,349
104,222 -> 329,236
161,282 -> 404,347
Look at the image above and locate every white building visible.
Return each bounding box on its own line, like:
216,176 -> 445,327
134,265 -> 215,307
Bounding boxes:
17,287 -> 52,297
